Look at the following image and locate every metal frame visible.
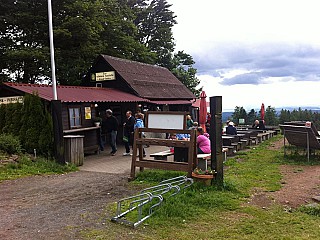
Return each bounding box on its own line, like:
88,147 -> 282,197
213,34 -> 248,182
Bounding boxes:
111,176 -> 193,227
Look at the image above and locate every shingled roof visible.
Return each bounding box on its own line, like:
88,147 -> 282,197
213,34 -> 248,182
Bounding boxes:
100,55 -> 195,100
2,83 -> 147,103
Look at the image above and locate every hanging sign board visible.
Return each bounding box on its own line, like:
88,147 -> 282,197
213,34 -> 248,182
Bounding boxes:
0,96 -> 24,105
91,71 -> 116,81
146,111 -> 187,130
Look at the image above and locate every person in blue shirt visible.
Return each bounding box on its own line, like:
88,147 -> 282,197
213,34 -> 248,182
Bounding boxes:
176,133 -> 190,140
134,113 -> 146,157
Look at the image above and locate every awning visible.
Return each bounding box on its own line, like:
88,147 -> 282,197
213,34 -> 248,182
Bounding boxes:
3,83 -> 148,103
149,100 -> 192,105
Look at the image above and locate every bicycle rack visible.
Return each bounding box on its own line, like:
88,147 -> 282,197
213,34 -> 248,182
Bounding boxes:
111,175 -> 193,227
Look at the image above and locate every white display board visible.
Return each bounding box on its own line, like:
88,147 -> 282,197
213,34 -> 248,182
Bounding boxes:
146,112 -> 186,130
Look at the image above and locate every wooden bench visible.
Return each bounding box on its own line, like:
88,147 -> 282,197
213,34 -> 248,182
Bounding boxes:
197,153 -> 211,171
279,124 -> 320,161
150,150 -> 174,160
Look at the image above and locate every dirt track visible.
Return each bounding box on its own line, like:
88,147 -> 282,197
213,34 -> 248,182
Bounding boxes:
0,171 -> 138,240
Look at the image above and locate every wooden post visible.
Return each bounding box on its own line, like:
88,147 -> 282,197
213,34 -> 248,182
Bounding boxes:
51,100 -> 64,163
210,96 -> 224,187
129,128 -> 139,181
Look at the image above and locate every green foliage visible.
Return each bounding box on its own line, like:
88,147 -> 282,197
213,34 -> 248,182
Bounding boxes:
264,105 -> 278,125
231,106 -> 248,124
19,93 -> 54,155
38,109 -> 54,157
19,93 -> 46,153
278,107 -> 320,129
0,134 -> 22,154
133,0 -> 177,65
135,169 -> 185,183
1,0 -> 201,94
247,109 -> 257,126
169,51 -> 202,97
299,204 -> 320,217
0,155 -> 77,181
1,94 -> 54,156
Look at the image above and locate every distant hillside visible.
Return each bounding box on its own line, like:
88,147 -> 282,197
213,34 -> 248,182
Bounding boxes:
221,107 -> 320,122
222,112 -> 233,122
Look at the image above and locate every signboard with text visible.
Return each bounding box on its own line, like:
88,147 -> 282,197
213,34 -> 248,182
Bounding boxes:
91,71 -> 116,81
0,96 -> 24,105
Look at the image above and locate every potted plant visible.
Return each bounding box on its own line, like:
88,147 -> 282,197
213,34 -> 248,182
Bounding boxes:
92,117 -> 102,127
192,167 -> 216,186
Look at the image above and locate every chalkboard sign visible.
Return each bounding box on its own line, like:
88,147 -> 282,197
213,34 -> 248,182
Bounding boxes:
146,111 -> 187,130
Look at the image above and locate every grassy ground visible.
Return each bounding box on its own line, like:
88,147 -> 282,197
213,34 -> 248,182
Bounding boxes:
82,136 -> 320,240
0,153 -> 77,181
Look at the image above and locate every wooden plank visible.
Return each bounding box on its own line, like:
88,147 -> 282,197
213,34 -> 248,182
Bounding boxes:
63,126 -> 100,133
136,138 -> 191,148
135,160 -> 189,171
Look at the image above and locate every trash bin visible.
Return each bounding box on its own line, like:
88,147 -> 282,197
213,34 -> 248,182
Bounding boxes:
64,135 -> 84,166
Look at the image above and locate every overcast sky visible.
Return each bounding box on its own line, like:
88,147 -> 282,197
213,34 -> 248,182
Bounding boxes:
168,0 -> 320,111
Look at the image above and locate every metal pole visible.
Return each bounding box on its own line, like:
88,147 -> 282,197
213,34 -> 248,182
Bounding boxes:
283,129 -> 286,157
307,132 -> 309,162
47,0 -> 58,100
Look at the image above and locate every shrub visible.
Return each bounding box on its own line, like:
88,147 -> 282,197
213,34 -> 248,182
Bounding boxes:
0,134 -> 22,154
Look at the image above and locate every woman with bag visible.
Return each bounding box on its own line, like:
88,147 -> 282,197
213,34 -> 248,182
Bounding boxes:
123,111 -> 135,156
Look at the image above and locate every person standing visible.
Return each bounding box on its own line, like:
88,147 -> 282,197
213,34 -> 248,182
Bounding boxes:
105,109 -> 119,156
186,114 -> 194,129
123,111 -> 135,156
134,113 -> 146,157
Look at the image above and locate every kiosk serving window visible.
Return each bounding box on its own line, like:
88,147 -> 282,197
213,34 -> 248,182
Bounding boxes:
69,107 -> 81,128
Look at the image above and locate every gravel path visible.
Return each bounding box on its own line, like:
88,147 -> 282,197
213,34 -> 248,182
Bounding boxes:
0,171 -> 138,240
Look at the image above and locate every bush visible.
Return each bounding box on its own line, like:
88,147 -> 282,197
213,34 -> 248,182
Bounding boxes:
0,134 -> 22,154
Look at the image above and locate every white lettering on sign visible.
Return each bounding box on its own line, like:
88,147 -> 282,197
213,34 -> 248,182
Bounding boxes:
0,96 -> 24,104
95,71 -> 116,81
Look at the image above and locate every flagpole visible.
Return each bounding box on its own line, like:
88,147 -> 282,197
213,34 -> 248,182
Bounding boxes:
47,0 -> 58,100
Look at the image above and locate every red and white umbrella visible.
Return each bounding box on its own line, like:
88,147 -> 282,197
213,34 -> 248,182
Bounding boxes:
199,91 -> 207,131
260,103 -> 265,120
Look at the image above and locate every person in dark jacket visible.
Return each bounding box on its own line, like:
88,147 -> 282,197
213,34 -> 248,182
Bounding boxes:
226,121 -> 237,135
103,109 -> 119,156
123,111 -> 135,156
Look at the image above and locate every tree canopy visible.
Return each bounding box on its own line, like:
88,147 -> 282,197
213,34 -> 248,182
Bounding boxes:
0,0 -> 201,95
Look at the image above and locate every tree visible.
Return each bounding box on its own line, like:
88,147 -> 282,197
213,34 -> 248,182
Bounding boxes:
232,106 -> 247,125
247,109 -> 257,126
278,109 -> 291,124
264,105 -> 278,126
132,0 -> 176,65
0,0 -> 202,94
169,51 -> 202,96
0,0 -> 50,83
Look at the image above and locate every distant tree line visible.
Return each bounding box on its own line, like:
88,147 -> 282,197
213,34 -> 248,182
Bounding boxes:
230,106 -> 320,129
0,0 -> 201,96
0,94 -> 53,156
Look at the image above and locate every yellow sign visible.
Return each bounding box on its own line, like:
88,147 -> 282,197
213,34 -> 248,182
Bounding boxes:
0,96 -> 24,105
94,71 -> 116,81
85,107 -> 92,119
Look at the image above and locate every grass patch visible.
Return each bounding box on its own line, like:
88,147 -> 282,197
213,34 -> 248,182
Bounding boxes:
82,135 -> 320,239
0,154 -> 77,181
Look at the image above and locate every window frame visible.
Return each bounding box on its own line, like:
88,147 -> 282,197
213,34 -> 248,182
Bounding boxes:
69,107 -> 82,128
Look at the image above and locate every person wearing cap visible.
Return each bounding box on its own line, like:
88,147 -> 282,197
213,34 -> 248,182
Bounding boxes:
104,109 -> 119,156
226,121 -> 237,135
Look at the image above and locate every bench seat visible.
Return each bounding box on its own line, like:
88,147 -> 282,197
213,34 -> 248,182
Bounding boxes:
150,150 -> 174,160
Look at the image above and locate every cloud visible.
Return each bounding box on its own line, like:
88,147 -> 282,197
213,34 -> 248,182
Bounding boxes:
192,41 -> 320,85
